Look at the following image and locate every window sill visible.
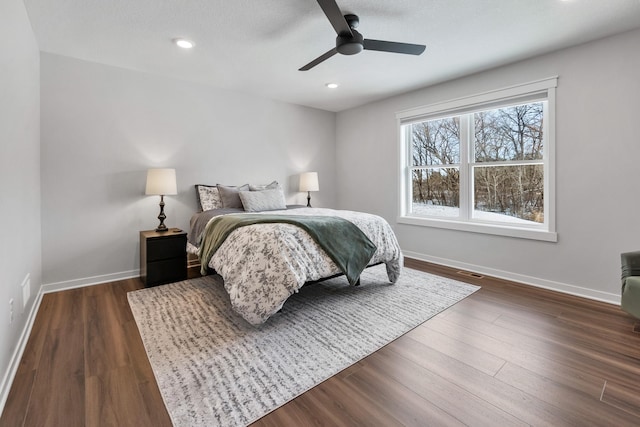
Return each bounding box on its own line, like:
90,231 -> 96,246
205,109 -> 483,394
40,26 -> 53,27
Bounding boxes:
397,215 -> 558,242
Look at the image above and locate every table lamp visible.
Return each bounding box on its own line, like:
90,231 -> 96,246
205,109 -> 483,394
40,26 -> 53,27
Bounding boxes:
145,168 -> 177,232
299,172 -> 319,208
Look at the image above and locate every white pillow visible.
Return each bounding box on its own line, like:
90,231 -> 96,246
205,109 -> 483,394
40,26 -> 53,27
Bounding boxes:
239,189 -> 287,212
249,180 -> 281,191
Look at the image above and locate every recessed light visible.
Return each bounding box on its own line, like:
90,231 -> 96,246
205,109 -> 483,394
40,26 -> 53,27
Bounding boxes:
325,83 -> 339,89
173,38 -> 194,49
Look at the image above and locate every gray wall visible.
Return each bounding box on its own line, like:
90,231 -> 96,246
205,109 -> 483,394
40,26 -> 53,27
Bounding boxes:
0,0 -> 41,402
336,28 -> 640,302
40,53 -> 336,287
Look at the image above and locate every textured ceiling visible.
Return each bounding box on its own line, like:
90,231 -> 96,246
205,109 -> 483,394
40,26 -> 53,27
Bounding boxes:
23,0 -> 640,112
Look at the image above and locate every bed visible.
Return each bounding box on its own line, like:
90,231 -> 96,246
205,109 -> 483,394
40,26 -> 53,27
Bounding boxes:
188,183 -> 403,325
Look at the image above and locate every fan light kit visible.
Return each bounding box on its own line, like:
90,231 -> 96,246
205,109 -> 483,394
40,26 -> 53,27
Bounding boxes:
173,38 -> 194,49
300,0 -> 426,71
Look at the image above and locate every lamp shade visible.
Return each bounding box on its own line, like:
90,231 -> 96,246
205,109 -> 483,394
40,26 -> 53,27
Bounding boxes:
145,168 -> 177,195
299,172 -> 319,192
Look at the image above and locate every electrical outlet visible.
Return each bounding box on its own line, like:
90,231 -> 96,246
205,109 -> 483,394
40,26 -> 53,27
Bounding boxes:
9,299 -> 14,325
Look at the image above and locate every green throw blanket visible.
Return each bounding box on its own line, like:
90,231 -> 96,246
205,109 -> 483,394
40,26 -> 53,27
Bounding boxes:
198,214 -> 377,285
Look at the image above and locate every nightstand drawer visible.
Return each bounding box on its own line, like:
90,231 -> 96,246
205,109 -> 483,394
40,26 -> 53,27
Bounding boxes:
146,257 -> 187,286
147,235 -> 186,261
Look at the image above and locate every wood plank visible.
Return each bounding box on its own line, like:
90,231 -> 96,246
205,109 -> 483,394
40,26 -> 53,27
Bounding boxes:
83,285 -> 131,377
23,318 -> 85,427
492,310 -> 640,360
601,380 -> 640,418
365,348 -> 529,426
426,316 -> 607,400
17,293 -> 54,372
254,374 -> 404,427
384,334 -> 583,426
47,288 -> 85,330
85,366 -> 155,427
495,361 -> 640,426
250,400 -> 316,427
405,324 -> 507,376
440,295 -> 503,323
133,380 -> 173,427
440,305 -> 640,390
254,393 -> 346,427
0,369 -> 35,427
298,376 -> 405,427
492,313 -> 640,386
343,360 -> 466,426
110,279 -> 142,325
121,319 -> 172,426
0,295 -> 57,427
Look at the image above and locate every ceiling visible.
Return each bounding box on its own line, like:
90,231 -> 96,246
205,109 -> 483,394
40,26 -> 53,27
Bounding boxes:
23,0 -> 640,112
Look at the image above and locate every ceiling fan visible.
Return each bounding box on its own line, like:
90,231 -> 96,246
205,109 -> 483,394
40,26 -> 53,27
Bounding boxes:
299,0 -> 426,71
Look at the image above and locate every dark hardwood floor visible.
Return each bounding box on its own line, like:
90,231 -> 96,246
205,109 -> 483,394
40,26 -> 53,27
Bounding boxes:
2,258 -> 640,426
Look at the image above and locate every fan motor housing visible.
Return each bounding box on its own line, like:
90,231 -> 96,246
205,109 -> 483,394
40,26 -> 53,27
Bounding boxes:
336,30 -> 364,55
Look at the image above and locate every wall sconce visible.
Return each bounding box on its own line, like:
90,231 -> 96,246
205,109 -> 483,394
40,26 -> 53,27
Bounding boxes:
299,172 -> 319,208
145,168 -> 177,232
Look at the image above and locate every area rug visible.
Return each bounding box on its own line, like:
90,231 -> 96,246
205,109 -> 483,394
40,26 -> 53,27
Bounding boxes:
128,264 -> 479,426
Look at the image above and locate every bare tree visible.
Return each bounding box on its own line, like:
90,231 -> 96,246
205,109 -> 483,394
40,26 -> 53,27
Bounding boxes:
411,102 -> 544,222
411,117 -> 460,206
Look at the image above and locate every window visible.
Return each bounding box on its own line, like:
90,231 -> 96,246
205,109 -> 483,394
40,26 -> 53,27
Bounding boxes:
397,78 -> 557,241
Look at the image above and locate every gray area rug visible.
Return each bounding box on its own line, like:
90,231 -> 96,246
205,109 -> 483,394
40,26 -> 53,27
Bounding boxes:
128,264 -> 480,426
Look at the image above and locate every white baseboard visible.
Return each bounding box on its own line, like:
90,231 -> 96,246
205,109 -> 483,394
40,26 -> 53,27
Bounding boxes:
0,289 -> 44,415
41,269 -> 139,294
403,250 -> 620,306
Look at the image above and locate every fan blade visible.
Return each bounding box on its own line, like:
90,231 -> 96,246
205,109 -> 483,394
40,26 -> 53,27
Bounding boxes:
316,0 -> 353,36
363,39 -> 426,55
299,48 -> 338,71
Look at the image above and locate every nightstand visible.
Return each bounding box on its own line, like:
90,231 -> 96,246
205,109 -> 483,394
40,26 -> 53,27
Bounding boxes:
140,228 -> 187,287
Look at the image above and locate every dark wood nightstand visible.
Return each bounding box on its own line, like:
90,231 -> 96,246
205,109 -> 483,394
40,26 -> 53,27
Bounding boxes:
140,228 -> 187,287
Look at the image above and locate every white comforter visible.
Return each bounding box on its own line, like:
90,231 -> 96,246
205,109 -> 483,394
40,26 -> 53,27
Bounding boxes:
198,208 -> 403,325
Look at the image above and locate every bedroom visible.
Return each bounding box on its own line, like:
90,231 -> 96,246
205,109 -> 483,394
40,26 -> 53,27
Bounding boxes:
2,0 -> 640,425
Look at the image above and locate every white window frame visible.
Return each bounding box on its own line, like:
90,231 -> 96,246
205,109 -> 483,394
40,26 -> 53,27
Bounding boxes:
396,77 -> 558,242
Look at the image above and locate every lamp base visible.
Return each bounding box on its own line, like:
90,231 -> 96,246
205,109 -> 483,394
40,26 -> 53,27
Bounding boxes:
306,191 -> 312,208
156,195 -> 169,232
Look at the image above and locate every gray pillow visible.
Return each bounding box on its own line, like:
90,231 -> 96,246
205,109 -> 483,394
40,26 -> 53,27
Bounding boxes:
249,180 -> 281,191
217,184 -> 250,208
239,189 -> 287,212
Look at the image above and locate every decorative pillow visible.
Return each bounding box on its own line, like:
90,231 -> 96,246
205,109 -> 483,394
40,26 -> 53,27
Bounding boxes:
195,185 -> 223,211
249,180 -> 281,191
239,189 -> 287,212
217,184 -> 250,208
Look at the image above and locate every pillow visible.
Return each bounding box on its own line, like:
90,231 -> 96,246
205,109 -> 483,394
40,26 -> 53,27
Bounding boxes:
217,184 -> 250,208
239,189 -> 287,212
195,185 -> 223,211
249,180 -> 281,191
